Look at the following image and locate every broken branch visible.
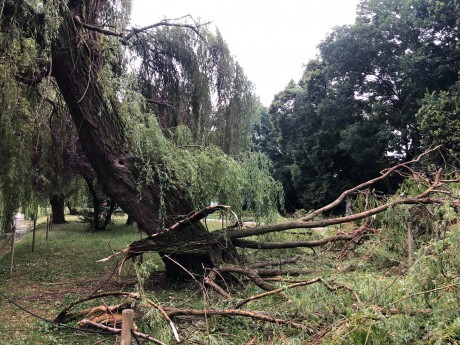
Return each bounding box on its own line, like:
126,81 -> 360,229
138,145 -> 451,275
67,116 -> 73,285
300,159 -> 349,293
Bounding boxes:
235,277 -> 360,309
163,307 -> 307,330
80,319 -> 166,345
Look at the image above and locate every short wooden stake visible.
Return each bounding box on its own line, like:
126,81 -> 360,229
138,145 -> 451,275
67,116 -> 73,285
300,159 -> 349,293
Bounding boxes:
9,225 -> 16,275
46,216 -> 49,241
408,222 -> 414,266
32,217 -> 37,252
121,309 -> 134,345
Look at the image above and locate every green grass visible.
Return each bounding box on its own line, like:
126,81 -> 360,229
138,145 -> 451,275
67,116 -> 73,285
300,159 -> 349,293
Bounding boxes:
1,215 -> 460,344
0,216 -> 151,344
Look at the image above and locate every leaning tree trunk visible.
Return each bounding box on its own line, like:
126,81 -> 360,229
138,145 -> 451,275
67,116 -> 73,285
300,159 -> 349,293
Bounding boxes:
50,1 -> 231,278
50,194 -> 66,224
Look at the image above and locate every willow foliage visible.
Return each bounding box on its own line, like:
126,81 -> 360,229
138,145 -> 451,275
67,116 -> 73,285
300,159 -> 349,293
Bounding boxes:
119,83 -> 282,223
132,25 -> 257,155
0,37 -> 36,233
0,0 -> 282,232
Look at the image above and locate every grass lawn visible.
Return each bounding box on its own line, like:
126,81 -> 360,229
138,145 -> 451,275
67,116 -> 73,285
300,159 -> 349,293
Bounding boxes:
0,216 -> 151,344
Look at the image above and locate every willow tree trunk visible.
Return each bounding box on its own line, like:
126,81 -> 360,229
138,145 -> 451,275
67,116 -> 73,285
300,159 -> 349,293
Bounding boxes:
50,1 -> 228,278
50,194 -> 66,224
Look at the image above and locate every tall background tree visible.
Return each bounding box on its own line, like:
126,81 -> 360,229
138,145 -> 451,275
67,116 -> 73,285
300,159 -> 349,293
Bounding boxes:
264,0 -> 460,211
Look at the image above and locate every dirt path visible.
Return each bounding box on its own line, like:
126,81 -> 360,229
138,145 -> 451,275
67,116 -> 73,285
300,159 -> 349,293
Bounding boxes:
0,213 -> 33,257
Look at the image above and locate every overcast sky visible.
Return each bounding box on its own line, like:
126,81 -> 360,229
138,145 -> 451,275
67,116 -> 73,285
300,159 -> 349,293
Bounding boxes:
131,0 -> 360,106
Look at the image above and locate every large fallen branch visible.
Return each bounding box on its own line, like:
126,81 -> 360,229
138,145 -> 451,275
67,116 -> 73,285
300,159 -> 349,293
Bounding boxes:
232,231 -> 371,249
95,146 -> 458,296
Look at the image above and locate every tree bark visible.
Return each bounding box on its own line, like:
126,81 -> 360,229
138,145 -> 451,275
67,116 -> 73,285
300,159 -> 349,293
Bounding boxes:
51,2 -> 196,234
50,1 -> 218,277
50,194 -> 66,224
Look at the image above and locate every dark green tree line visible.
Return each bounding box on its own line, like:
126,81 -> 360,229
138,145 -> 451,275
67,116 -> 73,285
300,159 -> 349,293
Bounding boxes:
265,0 -> 460,211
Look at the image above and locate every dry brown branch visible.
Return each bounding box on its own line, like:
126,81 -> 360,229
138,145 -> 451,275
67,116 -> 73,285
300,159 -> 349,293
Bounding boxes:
224,197 -> 444,239
204,270 -> 231,299
80,319 -> 166,344
143,298 -> 180,342
56,291 -> 180,341
246,336 -> 257,345
234,277 -> 360,309
232,233 -> 371,249
163,307 -> 307,330
218,264 -> 276,291
73,14 -> 210,43
54,291 -> 138,323
62,301 -> 131,323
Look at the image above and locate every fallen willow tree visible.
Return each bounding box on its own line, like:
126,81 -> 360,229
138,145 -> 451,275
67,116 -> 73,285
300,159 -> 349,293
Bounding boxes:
99,146 -> 457,291
52,146 -> 460,341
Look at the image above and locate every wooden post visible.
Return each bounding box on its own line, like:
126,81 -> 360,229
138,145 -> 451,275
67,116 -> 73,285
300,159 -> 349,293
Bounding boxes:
31,217 -> 37,252
46,216 -> 49,241
50,215 -> 53,232
408,222 -> 414,266
9,225 -> 16,275
121,309 -> 134,345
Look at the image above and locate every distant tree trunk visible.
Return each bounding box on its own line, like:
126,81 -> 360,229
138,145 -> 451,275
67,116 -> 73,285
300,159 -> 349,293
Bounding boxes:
66,201 -> 74,215
100,199 -> 117,230
50,194 -> 66,224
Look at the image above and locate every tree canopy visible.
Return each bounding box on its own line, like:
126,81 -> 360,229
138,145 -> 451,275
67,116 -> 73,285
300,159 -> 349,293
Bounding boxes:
264,0 -> 460,211
0,0 -> 280,236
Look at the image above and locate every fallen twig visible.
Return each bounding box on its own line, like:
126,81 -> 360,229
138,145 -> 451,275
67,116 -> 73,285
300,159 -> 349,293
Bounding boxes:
143,297 -> 180,342
204,270 -> 231,299
54,291 -> 138,323
80,319 -> 166,345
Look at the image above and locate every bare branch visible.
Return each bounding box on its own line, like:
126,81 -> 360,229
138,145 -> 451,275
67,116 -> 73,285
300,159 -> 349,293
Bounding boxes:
80,319 -> 166,344
164,307 -> 308,330
72,14 -> 210,43
223,197 -> 444,239
73,15 -> 123,38
233,232 -> 370,249
54,291 -> 138,323
234,277 -> 360,309
218,264 -> 276,291
299,145 -> 442,222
